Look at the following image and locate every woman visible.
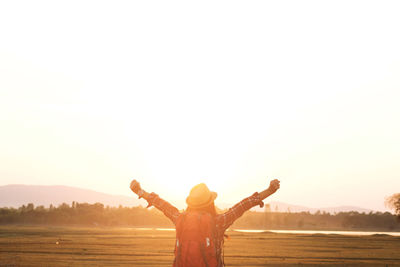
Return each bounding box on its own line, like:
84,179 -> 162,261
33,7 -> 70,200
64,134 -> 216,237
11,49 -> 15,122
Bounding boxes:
130,179 -> 280,267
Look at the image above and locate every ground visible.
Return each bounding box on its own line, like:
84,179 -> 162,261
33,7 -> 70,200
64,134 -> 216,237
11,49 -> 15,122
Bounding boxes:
0,226 -> 399,266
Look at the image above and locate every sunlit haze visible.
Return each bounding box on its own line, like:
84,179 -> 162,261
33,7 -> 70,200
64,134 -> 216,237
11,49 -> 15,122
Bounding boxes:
1,1 -> 399,211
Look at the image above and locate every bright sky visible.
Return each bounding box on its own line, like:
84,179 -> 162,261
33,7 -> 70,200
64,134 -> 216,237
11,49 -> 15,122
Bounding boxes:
1,1 -> 399,212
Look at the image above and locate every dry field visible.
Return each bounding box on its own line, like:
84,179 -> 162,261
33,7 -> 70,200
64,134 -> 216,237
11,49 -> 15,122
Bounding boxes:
0,226 -> 399,266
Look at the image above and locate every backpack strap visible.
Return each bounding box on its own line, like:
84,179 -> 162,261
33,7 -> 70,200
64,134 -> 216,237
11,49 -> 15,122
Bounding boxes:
210,214 -> 218,263
197,213 -> 210,267
210,214 -> 224,267
175,212 -> 187,267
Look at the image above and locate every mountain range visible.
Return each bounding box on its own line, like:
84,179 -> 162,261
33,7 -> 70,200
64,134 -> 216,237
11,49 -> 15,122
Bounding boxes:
0,184 -> 146,208
0,184 -> 375,214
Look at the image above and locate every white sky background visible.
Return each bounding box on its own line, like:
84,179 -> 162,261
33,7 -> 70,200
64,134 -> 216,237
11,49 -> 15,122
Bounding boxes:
1,1 -> 399,211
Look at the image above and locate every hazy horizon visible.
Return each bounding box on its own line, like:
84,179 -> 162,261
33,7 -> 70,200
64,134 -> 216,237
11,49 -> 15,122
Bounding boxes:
1,1 -> 400,212
0,184 -> 379,215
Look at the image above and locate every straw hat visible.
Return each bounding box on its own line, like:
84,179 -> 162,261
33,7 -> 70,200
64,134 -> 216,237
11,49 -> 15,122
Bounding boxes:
186,183 -> 217,209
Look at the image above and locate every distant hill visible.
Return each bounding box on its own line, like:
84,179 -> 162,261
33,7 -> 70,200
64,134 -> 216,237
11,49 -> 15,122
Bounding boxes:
0,184 -> 146,208
0,184 -> 375,214
254,201 -> 375,214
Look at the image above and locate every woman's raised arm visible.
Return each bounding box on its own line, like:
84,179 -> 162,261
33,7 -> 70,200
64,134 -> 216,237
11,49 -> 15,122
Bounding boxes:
259,179 -> 280,200
130,179 -> 180,224
217,179 -> 280,230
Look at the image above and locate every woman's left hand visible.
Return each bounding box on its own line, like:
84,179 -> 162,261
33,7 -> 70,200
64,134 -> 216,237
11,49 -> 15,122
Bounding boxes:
268,179 -> 280,193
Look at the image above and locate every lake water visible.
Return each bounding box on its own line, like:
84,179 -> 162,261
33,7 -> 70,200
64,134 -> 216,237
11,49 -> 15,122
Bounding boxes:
234,229 -> 400,236
135,228 -> 400,236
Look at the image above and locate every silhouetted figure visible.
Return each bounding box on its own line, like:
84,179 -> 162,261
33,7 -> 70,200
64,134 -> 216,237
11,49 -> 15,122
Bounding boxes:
130,179 -> 280,267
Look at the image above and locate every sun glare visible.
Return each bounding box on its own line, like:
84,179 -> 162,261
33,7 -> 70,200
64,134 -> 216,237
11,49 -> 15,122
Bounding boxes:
140,140 -> 240,201
1,0 -> 400,212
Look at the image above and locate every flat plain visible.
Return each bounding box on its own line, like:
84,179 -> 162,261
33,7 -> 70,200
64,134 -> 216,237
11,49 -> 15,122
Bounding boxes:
0,226 -> 400,266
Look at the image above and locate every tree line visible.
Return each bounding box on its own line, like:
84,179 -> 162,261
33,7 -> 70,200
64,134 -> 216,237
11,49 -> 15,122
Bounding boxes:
234,209 -> 400,231
0,202 -> 399,231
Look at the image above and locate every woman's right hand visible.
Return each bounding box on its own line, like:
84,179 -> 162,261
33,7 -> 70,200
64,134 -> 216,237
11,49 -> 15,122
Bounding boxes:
130,179 -> 142,194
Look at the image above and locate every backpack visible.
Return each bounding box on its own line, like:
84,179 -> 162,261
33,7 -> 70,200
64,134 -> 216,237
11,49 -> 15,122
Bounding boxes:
173,211 -> 220,267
